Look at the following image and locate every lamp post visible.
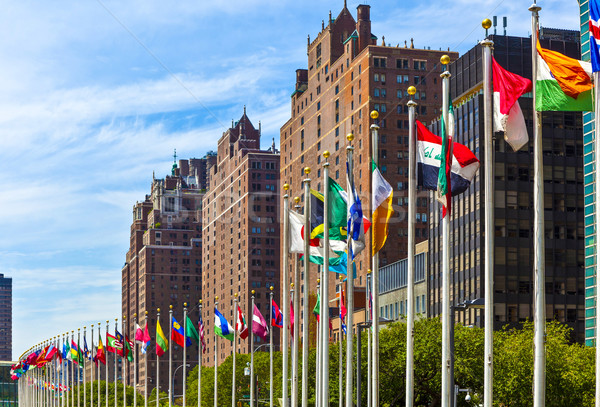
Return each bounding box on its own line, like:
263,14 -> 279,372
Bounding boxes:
450,299 -> 484,407
172,364 -> 191,405
356,317 -> 391,407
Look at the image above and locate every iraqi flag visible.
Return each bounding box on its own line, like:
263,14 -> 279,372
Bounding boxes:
492,56 -> 532,151
417,120 -> 479,198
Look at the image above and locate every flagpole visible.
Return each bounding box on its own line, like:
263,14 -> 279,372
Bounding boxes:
114,319 -> 118,407
197,301 -> 202,407
345,135 -> 354,407
143,313 -> 148,407
105,321 -> 109,407
250,291 -> 255,407
269,286 -> 274,407
168,306 -> 173,407
366,271 -> 372,407
481,26 -> 495,407
232,295 -> 238,407
322,150 -> 331,407
133,314 -> 137,407
292,197 -> 301,407
91,324 -> 95,407
316,278 -> 321,406
214,298 -> 219,407
596,67 -> 600,407
440,55 -> 452,407
156,310 -> 161,407
98,322 -> 101,407
78,328 -> 81,407
123,315 -> 127,407
282,183 -> 290,407
72,330 -> 76,407
338,276 -> 343,407
406,86 -> 417,407
529,4 -> 546,407
183,304 -> 188,407
369,111 -> 380,407
301,167 -> 311,407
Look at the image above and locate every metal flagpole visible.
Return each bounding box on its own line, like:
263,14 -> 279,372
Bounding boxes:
366,271 -> 372,407
143,313 -> 148,407
198,301 -> 202,407
232,295 -> 238,407
406,86 -> 418,407
595,68 -> 600,407
250,291 -> 255,407
98,322 -> 101,407
72,330 -> 75,407
292,197 -> 301,407
270,286 -> 274,407
105,321 -> 109,407
345,135 -> 354,407
322,150 -> 332,406
134,314 -> 138,407
91,325 -> 95,407
168,306 -> 173,407
338,276 -> 343,407
114,319 -> 118,407
529,4 -> 546,407
78,329 -> 81,407
301,167 -> 312,407
481,27 -> 495,407
316,277 -> 322,407
183,304 -> 188,407
440,56 -> 452,407
282,183 -> 291,407
370,111 -> 381,407
214,298 -> 219,407
123,315 -> 127,407
156,310 -> 161,407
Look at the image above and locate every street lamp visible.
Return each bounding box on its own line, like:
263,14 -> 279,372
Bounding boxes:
172,364 -> 190,404
451,298 -> 484,407
356,317 -> 391,407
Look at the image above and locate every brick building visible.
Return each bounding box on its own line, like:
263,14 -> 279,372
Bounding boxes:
279,4 -> 456,333
201,109 -> 281,366
122,156 -> 210,395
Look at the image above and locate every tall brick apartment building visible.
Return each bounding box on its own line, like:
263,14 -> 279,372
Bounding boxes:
279,4 -> 456,324
201,109 -> 280,366
122,156 -> 211,395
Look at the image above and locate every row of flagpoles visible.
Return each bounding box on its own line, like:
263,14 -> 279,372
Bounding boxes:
14,3 -> 600,407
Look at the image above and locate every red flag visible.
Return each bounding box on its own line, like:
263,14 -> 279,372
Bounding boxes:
290,299 -> 294,338
237,305 -> 249,340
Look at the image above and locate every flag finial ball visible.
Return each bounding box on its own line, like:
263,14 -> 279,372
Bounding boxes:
370,110 -> 379,119
323,151 -> 330,159
270,286 -> 274,291
169,305 -> 173,310
199,299 -> 202,304
215,296 -> 219,301
133,313 -> 137,317
184,303 -> 187,307
340,274 -> 344,281
482,18 -> 492,30
294,196 -> 300,204
440,55 -> 451,65
304,167 -> 311,175
317,278 -> 320,284
367,269 -> 372,274
346,133 -> 354,142
157,308 -> 160,312
145,311 -> 148,316
283,183 -> 290,191
407,86 -> 417,96
252,290 -> 255,295
291,283 -> 295,288
234,293 -> 238,298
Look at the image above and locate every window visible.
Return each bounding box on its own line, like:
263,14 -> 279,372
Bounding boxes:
374,57 -> 386,68
396,58 -> 408,69
335,85 -> 339,94
374,73 -> 379,82
374,88 -> 380,97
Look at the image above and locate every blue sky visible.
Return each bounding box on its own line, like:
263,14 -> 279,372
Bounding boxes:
0,0 -> 578,358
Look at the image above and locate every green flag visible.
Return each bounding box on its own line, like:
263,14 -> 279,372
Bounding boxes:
124,337 -> 133,362
437,99 -> 454,213
186,315 -> 199,345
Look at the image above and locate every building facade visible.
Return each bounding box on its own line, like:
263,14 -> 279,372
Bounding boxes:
201,110 -> 280,366
0,275 -> 11,361
428,32 -> 586,341
122,156 -> 210,394
578,0 -> 597,347
280,3 -> 456,338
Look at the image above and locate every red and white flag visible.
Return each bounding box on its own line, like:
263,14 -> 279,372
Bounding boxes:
237,305 -> 249,340
492,56 -> 532,151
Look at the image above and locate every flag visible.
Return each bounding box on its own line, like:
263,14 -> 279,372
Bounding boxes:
288,210 -> 343,258
236,305 -> 249,340
156,320 -> 169,357
346,162 -> 367,257
271,299 -> 283,328
214,307 -> 235,341
590,0 -> 600,72
186,315 -> 199,345
141,324 -> 151,353
124,336 -> 134,362
135,324 -> 144,345
436,98 -> 454,213
96,338 -> 106,365
252,304 -> 269,340
310,179 -> 348,241
371,161 -> 394,253
198,316 -> 207,354
416,120 -> 480,206
313,293 -> 333,330
61,343 -> 70,361
45,344 -> 58,362
340,288 -> 347,335
70,341 -> 82,365
106,333 -> 122,355
536,41 -> 593,111
290,298 -> 295,338
492,56 -> 532,151
171,316 -> 191,348
84,337 -> 91,360
115,330 -> 125,357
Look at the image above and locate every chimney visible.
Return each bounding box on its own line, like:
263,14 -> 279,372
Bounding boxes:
356,4 -> 371,54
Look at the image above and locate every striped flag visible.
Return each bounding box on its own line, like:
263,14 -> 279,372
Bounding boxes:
437,100 -> 454,214
198,316 -> 207,354
214,307 -> 235,341
589,0 -> 600,72
371,161 -> 394,253
340,287 -> 347,335
236,305 -> 249,340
